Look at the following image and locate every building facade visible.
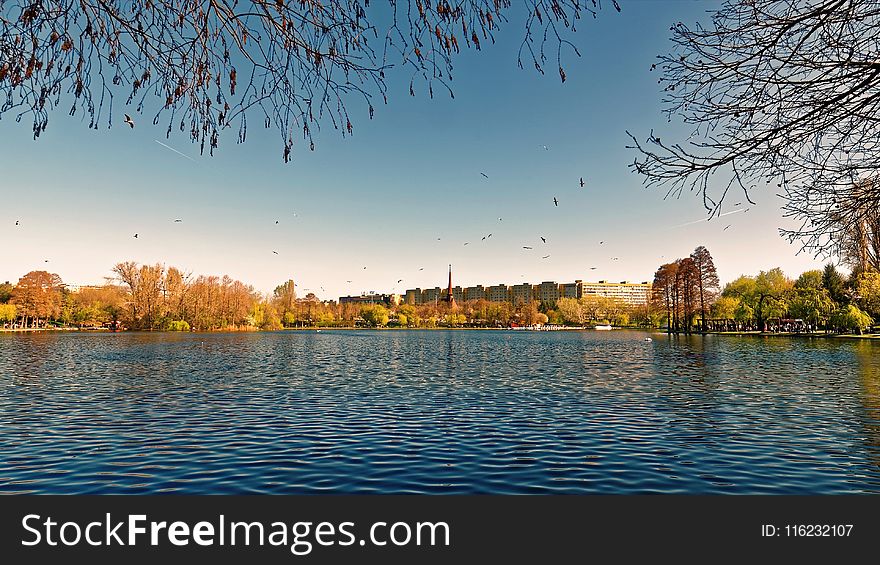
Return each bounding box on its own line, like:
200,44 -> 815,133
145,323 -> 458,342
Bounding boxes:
402,278 -> 650,307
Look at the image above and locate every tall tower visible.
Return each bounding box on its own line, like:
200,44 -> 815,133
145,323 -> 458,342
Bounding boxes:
444,264 -> 455,304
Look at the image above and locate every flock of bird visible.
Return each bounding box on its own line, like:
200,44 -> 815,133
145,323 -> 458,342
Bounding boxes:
9,121 -> 748,293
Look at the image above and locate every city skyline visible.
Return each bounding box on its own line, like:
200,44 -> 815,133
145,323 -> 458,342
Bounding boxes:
1,1 -> 830,301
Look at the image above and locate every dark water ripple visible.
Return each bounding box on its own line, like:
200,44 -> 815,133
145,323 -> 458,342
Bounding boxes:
1,330 -> 880,494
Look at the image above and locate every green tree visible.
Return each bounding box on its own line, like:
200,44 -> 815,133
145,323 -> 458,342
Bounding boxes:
855,271 -> 880,318
0,282 -> 12,303
823,264 -> 848,305
830,304 -> 873,334
711,295 -> 739,321
360,304 -> 389,327
0,303 -> 16,325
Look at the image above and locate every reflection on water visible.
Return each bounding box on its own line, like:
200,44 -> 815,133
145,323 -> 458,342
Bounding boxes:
1,330 -> 879,494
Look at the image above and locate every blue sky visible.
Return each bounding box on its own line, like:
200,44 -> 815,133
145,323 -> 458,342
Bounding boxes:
1,1 -> 829,299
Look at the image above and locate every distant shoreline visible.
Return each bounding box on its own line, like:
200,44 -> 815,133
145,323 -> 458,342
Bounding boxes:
2,326 -> 879,340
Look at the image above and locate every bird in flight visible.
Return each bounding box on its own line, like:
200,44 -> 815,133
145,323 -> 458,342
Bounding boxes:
482,236 -> 486,241
174,219 -> 182,223
540,144 -> 549,151
124,113 -> 135,128
463,242 -> 469,246
397,279 -> 403,283
419,267 -> 424,271
275,220 -> 279,224
611,257 -> 619,261
15,220 -> 19,226
272,250 -> 278,255
599,241 -> 604,245
523,246 -> 533,250
723,225 -> 731,231
133,233 -> 138,238
498,217 -> 502,222
540,237 -> 547,243
363,266 -> 367,269
553,197 -> 558,206
44,259 -> 49,263
480,172 -> 489,179
735,202 -> 742,206
487,233 -> 492,238
346,280 -> 352,283
579,177 -> 585,188
542,255 -> 551,259
589,267 -> 597,270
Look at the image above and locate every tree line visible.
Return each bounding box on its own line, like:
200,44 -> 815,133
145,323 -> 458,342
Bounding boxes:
650,246 -> 880,335
1,260 -> 653,331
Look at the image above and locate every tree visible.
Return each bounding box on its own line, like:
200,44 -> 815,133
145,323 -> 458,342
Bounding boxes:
790,269 -> 833,329
0,303 -> 16,325
711,295 -> 739,321
11,271 -> 63,327
690,246 -> 719,331
652,262 -> 678,332
1,1 -> 618,161
822,263 -> 848,305
360,304 -> 389,327
855,271 -> 880,318
628,0 -> 880,258
0,281 -> 12,303
674,257 -> 700,332
830,304 -> 873,334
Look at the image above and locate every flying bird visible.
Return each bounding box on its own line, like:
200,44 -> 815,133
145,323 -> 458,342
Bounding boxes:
124,113 -> 135,128
397,279 -> 403,283
498,217 -> 502,222
723,225 -> 731,231
540,144 -> 549,151
612,257 -> 619,261
346,280 -> 352,283
487,233 -> 492,238
523,246 -> 533,250
275,220 -> 279,224
363,266 -> 367,269
553,197 -> 558,206
579,177 -> 585,187
272,250 -> 278,254
15,220 -> 19,226
481,236 -> 486,241
589,267 -> 597,270
133,233 -> 138,238
44,259 -> 49,263
542,255 -> 550,259
174,219 -> 182,222
735,202 -> 742,206
599,241 -> 604,244
463,242 -> 469,246
480,172 -> 489,179
419,267 -> 424,271
540,237 -> 546,243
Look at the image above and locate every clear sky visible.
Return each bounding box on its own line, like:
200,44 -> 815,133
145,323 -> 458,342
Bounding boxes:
1,1 -> 830,300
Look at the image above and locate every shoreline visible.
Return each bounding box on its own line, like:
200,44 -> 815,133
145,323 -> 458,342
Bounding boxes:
3,326 -> 879,340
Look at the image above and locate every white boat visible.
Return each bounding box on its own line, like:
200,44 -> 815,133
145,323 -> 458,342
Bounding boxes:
594,324 -> 613,330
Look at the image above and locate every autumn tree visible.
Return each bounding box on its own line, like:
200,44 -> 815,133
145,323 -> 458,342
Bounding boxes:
652,262 -> 678,332
1,1 -> 619,161
11,270 -> 63,327
629,0 -> 880,258
689,246 -> 719,331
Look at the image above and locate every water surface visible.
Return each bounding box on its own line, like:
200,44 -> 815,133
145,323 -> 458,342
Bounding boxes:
1,330 -> 879,494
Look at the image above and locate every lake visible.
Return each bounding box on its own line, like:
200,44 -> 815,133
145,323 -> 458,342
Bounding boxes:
1,329 -> 879,494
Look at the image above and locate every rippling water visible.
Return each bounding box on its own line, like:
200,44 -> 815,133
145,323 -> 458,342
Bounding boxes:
1,329 -> 879,494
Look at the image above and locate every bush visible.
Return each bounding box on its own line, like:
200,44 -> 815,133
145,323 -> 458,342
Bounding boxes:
165,320 -> 191,332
